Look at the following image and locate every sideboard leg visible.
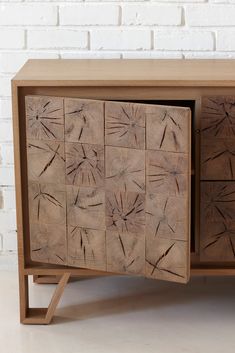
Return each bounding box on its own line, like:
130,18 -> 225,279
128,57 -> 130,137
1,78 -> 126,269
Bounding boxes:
33,275 -> 61,284
20,272 -> 70,325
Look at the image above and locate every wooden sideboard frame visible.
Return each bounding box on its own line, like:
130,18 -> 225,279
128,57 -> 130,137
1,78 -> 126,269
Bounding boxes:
12,60 -> 235,324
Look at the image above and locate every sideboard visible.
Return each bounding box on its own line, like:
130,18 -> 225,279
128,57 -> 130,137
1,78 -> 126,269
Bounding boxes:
12,59 -> 235,324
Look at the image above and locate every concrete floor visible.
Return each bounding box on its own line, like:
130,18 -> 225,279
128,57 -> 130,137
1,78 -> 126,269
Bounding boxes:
1,270 -> 235,353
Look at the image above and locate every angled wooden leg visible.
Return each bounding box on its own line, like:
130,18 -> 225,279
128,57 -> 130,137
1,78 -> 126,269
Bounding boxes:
20,272 -> 70,325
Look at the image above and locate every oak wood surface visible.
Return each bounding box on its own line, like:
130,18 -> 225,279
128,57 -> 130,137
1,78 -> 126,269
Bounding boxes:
12,59 -> 235,86
12,60 -> 235,325
25,95 -> 191,283
201,96 -> 235,180
200,181 -> 235,261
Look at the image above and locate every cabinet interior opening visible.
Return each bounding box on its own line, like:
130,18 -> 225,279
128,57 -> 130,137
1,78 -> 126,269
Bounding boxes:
109,99 -> 197,254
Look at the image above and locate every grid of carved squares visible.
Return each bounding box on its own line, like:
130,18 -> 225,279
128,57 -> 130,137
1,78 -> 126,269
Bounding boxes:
26,95 -> 190,283
200,96 -> 235,262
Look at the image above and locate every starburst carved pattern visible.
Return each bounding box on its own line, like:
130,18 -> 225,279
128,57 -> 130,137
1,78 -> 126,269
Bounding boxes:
67,186 -> 105,230
146,150 -> 188,196
201,140 -> 235,180
27,140 -> 65,184
106,230 -> 145,275
25,95 -> 191,283
201,221 -> 235,261
25,96 -> 64,141
67,226 -> 106,270
106,191 -> 145,234
105,146 -> 145,193
146,238 -> 187,283
65,98 -> 104,145
105,101 -> 145,149
201,182 -> 235,223
201,96 -> 235,138
201,182 -> 235,261
146,105 -> 190,153
65,142 -> 104,187
30,222 -> 67,265
146,193 -> 188,241
28,182 -> 66,225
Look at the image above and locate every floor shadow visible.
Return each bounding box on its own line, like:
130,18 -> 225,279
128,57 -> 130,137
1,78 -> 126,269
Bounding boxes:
52,276 -> 235,324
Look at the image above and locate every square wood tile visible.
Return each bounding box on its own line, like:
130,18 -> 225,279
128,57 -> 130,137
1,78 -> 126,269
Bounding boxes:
105,146 -> 145,193
105,101 -> 145,149
146,105 -> 190,153
67,226 -> 106,271
105,190 -> 145,234
28,182 -> 66,225
106,230 -> 145,275
146,150 -> 189,196
65,142 -> 104,187
25,96 -> 64,141
64,98 -> 104,145
30,222 -> 67,265
27,139 -> 65,184
67,186 -> 105,230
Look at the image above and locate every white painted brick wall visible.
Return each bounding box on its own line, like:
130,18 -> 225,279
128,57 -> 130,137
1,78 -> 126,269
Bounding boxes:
0,0 -> 235,267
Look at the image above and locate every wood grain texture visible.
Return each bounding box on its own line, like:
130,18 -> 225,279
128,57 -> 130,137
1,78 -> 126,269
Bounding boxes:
105,146 -> 145,193
200,182 -> 235,261
146,150 -> 189,196
146,237 -> 187,283
67,185 -> 105,230
65,142 -> 104,187
200,221 -> 235,261
106,230 -> 145,275
201,96 -> 235,139
201,96 -> 235,180
106,190 -> 145,235
201,139 -> 235,180
25,95 -> 64,141
105,101 -> 145,149
30,222 -> 67,265
67,226 -> 106,271
146,105 -> 190,153
146,193 -> 188,241
27,140 -> 65,184
200,182 -> 235,223
14,59 -> 235,87
24,93 -> 191,284
28,182 -> 66,225
64,98 -> 104,145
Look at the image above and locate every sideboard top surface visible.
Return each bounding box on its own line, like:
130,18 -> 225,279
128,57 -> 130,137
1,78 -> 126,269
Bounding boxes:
12,59 -> 235,87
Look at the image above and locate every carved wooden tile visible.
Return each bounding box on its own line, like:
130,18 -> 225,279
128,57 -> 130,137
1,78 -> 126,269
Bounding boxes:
146,105 -> 190,153
105,101 -> 145,149
146,150 -> 189,196
64,98 -> 104,145
201,182 -> 235,224
27,140 -> 65,184
28,182 -> 66,225
146,237 -> 188,283
67,226 -> 106,271
106,230 -> 145,275
200,221 -> 235,262
105,146 -> 145,193
106,190 -> 145,234
67,186 -> 105,230
65,142 -> 104,187
146,193 -> 188,241
25,95 -> 64,141
30,222 -> 67,265
201,139 -> 235,180
201,96 -> 235,139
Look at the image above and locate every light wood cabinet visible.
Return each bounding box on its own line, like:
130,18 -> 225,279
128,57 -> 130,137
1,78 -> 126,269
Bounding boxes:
12,59 -> 235,324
